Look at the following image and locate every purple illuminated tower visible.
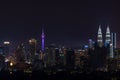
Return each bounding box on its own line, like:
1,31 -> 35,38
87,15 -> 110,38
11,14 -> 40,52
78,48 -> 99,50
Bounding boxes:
41,28 -> 45,52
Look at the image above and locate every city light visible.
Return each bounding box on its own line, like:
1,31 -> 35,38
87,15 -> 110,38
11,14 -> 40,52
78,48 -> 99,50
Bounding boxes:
0,1 -> 120,79
4,41 -> 10,45
10,62 -> 13,67
110,43 -> 113,46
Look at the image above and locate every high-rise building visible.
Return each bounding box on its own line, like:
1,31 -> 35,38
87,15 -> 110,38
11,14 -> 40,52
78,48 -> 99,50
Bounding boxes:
111,32 -> 116,49
110,32 -> 116,58
58,47 -> 65,66
3,41 -> 10,57
66,49 -> 75,69
29,38 -> 37,55
105,26 -> 111,46
15,44 -> 26,62
29,38 -> 37,63
97,25 -> 103,47
45,45 -> 56,67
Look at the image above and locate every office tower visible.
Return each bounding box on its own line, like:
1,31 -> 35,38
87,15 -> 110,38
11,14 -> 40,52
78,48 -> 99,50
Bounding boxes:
15,44 -> 25,62
55,48 -> 60,65
109,43 -> 113,58
3,41 -> 10,57
45,45 -> 56,67
41,28 -> 45,52
105,26 -> 111,46
111,33 -> 116,49
29,38 -> 37,63
29,38 -> 37,55
54,47 -> 65,66
91,46 -> 107,71
110,33 -> 116,58
75,50 -> 81,67
66,49 -> 75,69
61,47 -> 67,66
97,25 -> 103,47
58,47 -> 65,66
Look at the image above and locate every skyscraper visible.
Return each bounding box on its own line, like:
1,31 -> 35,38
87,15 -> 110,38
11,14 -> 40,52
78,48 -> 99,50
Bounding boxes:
105,26 -> 111,46
3,41 -> 10,57
15,44 -> 26,62
66,49 -> 75,69
97,25 -> 103,47
111,33 -> 116,49
45,45 -> 56,67
29,38 -> 37,63
41,28 -> 45,52
110,32 -> 117,58
29,39 -> 37,55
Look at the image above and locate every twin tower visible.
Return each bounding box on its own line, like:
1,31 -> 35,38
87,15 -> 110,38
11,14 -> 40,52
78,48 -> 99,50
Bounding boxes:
97,25 -> 116,58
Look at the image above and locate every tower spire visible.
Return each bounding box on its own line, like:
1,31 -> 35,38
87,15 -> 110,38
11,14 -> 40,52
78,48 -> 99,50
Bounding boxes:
41,28 -> 45,52
97,25 -> 103,47
105,25 -> 111,46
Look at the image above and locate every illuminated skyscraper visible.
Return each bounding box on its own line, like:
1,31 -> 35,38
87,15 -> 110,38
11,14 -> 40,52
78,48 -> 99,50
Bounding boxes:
110,32 -> 116,58
105,26 -> 111,46
3,41 -> 10,57
29,38 -> 37,55
97,25 -> 103,47
41,28 -> 45,52
111,33 -> 116,49
29,38 -> 37,63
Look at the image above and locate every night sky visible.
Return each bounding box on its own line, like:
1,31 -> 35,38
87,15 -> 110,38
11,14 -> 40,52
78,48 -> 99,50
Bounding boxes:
0,0 -> 120,49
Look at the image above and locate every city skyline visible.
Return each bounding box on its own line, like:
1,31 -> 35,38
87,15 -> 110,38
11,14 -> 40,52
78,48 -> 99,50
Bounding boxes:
0,26 -> 118,55
0,1 -> 120,48
0,1 -> 120,78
